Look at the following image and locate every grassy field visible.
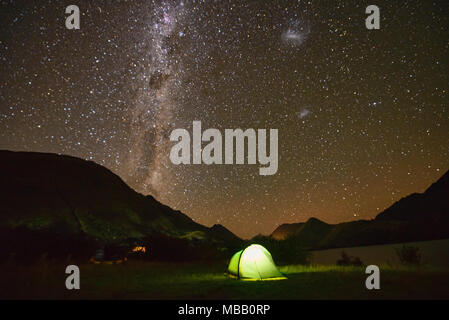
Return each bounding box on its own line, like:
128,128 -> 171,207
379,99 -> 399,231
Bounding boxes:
1,260 -> 448,299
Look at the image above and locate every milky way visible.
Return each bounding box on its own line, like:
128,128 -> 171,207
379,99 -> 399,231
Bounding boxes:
0,1 -> 448,238
124,1 -> 187,197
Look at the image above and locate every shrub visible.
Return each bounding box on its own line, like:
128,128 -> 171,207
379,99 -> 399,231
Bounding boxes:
336,251 -> 363,266
131,234 -> 227,262
395,245 -> 421,266
249,235 -> 311,265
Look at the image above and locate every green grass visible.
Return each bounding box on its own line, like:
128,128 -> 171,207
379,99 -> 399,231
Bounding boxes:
1,260 -> 448,299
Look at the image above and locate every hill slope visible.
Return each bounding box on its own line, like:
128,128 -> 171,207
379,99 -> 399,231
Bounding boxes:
0,150 -> 241,246
271,170 -> 449,249
375,170 -> 449,222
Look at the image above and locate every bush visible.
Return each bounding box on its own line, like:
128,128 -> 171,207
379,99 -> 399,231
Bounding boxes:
0,226 -> 96,264
249,235 -> 311,265
130,234 -> 227,262
336,251 -> 363,266
395,245 -> 421,266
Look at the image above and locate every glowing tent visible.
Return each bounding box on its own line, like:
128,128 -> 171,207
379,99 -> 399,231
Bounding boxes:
227,244 -> 286,280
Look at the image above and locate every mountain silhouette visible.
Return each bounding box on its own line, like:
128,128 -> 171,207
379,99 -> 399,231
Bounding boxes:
375,170 -> 449,222
0,150 -> 241,260
2,150 -> 447,257
271,170 -> 449,249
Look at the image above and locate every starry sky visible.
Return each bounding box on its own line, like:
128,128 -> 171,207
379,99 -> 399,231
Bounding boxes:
1,0 -> 448,238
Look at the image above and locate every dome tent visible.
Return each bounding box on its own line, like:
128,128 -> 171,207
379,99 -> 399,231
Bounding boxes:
227,244 -> 286,280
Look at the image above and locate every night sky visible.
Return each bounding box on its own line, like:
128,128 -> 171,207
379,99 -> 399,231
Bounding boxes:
1,0 -> 448,238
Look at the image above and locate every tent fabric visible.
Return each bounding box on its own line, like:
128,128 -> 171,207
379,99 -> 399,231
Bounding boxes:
227,250 -> 243,276
227,244 -> 285,280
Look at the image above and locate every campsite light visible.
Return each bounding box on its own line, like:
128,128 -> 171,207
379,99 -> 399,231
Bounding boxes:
132,246 -> 146,253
